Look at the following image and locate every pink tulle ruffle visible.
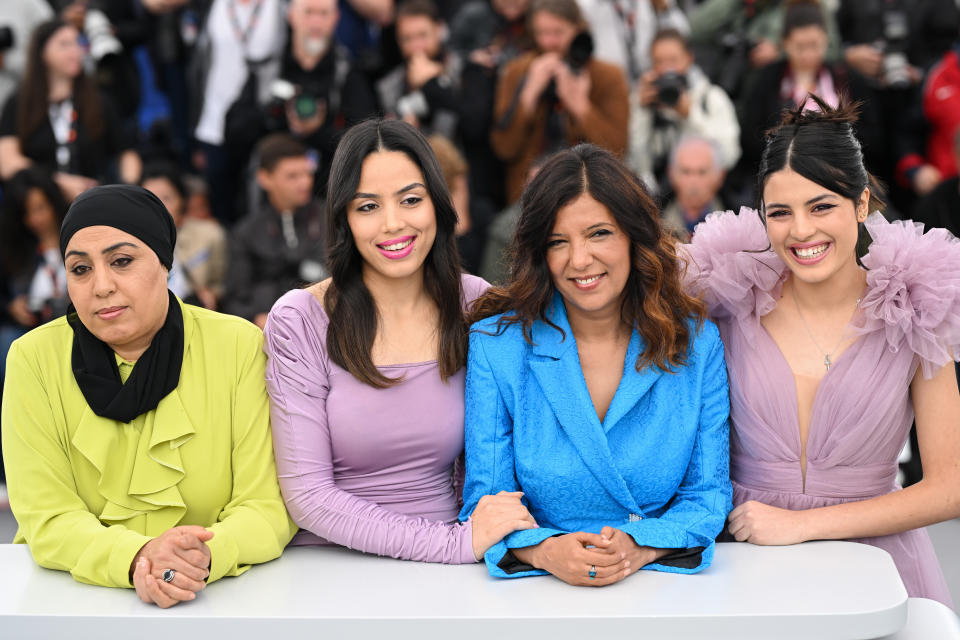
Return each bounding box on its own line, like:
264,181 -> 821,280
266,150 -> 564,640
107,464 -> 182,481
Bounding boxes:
681,208 -> 787,325
852,213 -> 960,378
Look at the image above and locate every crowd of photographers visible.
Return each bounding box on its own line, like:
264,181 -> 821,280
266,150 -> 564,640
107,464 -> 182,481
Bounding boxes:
1,0 -> 960,488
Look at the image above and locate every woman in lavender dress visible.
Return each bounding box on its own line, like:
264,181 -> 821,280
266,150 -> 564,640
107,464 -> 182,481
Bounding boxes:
683,98 -> 960,608
263,120 -> 537,563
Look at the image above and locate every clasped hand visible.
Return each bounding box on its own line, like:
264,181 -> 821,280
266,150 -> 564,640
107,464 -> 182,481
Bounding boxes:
524,526 -> 659,587
131,526 -> 214,608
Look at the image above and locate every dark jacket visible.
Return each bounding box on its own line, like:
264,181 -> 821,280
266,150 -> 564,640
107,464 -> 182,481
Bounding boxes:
913,176 -> 960,237
222,199 -> 326,321
836,0 -> 960,73
270,44 -> 377,194
739,59 -> 884,174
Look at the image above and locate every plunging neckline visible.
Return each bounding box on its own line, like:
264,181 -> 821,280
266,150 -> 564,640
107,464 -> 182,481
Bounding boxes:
755,318 -> 862,493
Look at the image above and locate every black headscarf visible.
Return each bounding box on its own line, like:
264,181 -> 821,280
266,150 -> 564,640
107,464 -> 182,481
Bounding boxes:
61,185 -> 183,423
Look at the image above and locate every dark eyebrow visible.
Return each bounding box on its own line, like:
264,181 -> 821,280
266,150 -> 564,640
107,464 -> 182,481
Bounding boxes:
396,182 -> 425,195
765,194 -> 837,210
804,194 -> 837,206
64,242 -> 139,260
103,242 -> 138,254
352,183 -> 427,200
585,223 -> 613,232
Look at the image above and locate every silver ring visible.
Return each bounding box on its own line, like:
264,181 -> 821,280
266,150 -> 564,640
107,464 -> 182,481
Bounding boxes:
162,568 -> 176,583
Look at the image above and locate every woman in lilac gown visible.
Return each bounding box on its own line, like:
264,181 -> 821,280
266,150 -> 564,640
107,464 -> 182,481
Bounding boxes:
263,120 -> 537,563
683,98 -> 960,608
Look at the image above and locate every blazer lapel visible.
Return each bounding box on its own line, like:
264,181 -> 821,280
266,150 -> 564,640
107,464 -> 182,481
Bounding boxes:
527,296 -> 640,514
600,330 -> 664,432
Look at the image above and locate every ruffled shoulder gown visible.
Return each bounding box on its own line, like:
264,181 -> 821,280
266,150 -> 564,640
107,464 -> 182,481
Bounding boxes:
682,209 -> 959,608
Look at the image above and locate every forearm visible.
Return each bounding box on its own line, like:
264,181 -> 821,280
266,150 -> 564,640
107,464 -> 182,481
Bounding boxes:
797,477 -> 960,541
283,478 -> 475,564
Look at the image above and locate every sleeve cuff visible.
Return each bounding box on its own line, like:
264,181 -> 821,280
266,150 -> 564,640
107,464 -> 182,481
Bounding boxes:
109,529 -> 152,588
896,153 -> 925,188
458,519 -> 478,564
204,526 -> 243,583
621,519 -> 713,573
482,528 -> 564,578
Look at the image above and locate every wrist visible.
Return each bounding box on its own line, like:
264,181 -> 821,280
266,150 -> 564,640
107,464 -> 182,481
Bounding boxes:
512,542 -> 543,568
794,507 -> 816,542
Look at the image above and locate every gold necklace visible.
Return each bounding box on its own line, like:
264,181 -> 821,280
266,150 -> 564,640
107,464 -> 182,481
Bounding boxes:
791,285 -> 861,372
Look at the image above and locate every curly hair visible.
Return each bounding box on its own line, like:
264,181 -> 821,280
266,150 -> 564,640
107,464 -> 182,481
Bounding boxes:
469,144 -> 705,372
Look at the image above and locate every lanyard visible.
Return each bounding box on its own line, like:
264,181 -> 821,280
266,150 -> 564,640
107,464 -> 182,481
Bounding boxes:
227,0 -> 265,51
50,100 -> 79,172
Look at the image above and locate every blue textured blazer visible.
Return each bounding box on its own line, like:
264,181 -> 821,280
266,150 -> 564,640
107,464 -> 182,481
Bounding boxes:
459,294 -> 732,578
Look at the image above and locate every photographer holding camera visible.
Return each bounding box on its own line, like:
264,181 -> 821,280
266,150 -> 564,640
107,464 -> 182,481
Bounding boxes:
376,0 -> 463,139
491,0 -> 628,204
837,0 -> 959,202
627,28 -> 739,197
265,0 -> 376,196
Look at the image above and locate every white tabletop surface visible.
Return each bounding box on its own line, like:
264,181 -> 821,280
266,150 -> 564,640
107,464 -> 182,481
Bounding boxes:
0,541 -> 908,639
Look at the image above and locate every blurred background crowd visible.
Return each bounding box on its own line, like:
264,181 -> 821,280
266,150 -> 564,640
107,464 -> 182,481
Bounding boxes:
1,0 -> 960,487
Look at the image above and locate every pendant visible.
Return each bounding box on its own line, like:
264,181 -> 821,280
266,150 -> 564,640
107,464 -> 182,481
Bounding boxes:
824,355 -> 832,371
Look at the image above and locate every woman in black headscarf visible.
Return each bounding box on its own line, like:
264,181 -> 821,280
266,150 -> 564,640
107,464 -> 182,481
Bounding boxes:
1,185 -> 294,608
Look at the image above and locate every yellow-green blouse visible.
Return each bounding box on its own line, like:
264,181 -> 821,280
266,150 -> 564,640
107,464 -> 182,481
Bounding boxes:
1,300 -> 295,587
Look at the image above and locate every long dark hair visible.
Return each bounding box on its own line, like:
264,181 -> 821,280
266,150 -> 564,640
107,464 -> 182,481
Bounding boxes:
469,144 -> 706,372
0,167 -> 68,276
16,20 -> 104,145
757,95 -> 885,258
323,119 -> 466,388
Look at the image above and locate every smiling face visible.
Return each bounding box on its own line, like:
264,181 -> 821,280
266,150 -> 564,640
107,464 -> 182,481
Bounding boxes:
64,226 -> 171,360
347,150 -> 437,283
762,168 -> 868,285
546,192 -> 631,319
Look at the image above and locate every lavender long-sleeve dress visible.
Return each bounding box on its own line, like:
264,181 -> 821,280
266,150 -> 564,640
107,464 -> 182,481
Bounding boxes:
682,210 -> 959,608
263,274 -> 488,564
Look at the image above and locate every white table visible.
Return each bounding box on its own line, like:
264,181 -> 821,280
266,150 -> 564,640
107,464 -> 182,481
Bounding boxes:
0,541 -> 908,639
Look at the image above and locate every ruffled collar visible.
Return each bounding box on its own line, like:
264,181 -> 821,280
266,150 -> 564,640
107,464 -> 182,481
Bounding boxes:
71,299 -> 197,529
683,210 -> 960,375
681,207 -> 788,326
851,213 -> 960,378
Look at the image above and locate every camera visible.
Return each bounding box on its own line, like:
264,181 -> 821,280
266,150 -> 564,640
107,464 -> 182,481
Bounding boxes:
880,9 -> 911,89
655,71 -> 688,107
269,79 -> 323,123
0,26 -> 14,52
84,10 -> 122,62
542,31 -> 594,104
566,31 -> 594,73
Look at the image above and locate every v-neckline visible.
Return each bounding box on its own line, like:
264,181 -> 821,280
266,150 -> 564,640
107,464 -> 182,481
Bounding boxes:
755,319 -> 862,492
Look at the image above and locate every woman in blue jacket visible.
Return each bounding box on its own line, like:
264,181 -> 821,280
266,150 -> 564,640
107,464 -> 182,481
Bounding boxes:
460,144 -> 732,586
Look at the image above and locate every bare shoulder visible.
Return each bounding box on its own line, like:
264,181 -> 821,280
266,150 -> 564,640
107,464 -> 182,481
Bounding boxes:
305,278 -> 332,306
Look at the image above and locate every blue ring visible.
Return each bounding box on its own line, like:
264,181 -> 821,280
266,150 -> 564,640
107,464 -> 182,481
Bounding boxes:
588,565 -> 597,579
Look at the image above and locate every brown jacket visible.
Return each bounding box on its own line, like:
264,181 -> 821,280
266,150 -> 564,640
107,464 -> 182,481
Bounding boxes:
491,53 -> 629,203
